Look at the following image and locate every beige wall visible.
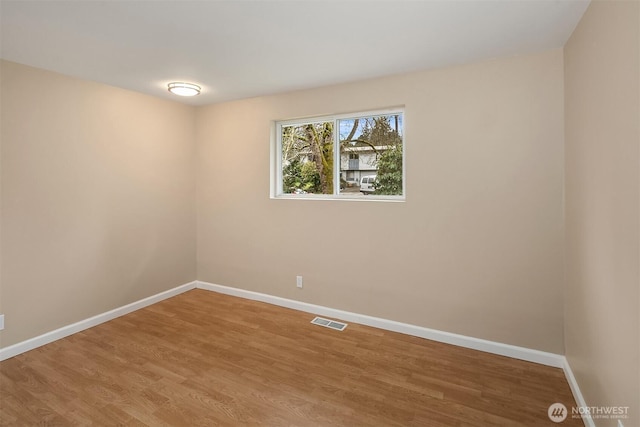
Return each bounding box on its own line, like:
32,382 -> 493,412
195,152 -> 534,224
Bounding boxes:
0,61 -> 4,347
1,7 -> 637,420
196,49 -> 566,353
564,1 -> 640,426
1,6 -> 637,419
0,60 -> 197,347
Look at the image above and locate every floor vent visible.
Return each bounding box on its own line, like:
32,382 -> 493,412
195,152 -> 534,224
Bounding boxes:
310,316 -> 348,331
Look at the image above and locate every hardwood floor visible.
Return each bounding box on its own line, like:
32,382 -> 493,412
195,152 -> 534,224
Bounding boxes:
1,289 -> 582,426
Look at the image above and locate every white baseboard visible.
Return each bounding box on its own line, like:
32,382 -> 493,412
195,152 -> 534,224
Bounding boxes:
196,281 -> 595,415
562,357 -> 596,427
195,280 -> 565,368
0,281 -> 197,361
1,278 -> 589,418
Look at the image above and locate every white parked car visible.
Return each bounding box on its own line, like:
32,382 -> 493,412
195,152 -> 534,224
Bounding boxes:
360,175 -> 376,194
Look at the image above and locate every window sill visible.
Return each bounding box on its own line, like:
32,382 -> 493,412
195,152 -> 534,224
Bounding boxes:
272,194 -> 405,203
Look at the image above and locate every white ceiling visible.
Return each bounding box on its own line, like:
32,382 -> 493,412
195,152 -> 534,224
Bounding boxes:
0,0 -> 590,106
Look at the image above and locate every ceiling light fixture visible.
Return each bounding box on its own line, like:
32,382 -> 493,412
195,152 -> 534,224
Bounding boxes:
167,82 -> 201,97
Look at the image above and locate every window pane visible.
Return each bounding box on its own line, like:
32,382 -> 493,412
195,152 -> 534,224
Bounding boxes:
281,122 -> 334,195
339,114 -> 403,196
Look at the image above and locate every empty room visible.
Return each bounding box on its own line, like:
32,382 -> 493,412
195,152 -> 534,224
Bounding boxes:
0,0 -> 638,426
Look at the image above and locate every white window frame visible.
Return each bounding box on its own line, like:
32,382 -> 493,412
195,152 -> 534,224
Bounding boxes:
271,107 -> 405,202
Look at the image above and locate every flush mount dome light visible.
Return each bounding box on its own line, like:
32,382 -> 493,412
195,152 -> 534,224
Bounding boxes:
167,82 -> 201,97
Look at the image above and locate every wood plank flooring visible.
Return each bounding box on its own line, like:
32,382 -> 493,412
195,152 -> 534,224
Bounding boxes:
0,289 -> 582,426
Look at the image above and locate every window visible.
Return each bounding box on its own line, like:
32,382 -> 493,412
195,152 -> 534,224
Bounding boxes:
274,109 -> 404,200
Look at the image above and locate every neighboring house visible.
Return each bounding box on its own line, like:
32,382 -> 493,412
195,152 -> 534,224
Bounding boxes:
340,144 -> 392,185
284,143 -> 393,187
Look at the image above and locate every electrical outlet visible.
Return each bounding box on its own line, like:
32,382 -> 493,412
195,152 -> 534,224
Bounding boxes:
296,275 -> 303,289
0,314 -> 4,330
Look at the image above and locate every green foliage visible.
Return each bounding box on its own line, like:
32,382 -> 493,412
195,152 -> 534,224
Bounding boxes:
281,122 -> 333,194
282,159 -> 321,193
359,115 -> 403,195
282,159 -> 303,193
300,161 -> 321,192
375,143 -> 403,195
